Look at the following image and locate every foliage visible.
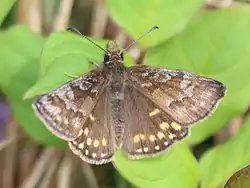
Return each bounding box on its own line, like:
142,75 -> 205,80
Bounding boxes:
1,0 -> 250,187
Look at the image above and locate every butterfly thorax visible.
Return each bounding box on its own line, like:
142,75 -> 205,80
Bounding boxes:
103,41 -> 127,98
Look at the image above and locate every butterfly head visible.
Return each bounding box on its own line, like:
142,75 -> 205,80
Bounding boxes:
107,41 -> 120,53
104,41 -> 124,67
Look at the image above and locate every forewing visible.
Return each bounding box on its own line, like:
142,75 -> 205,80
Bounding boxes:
33,68 -> 107,141
68,91 -> 115,164
128,65 -> 226,126
122,84 -> 189,159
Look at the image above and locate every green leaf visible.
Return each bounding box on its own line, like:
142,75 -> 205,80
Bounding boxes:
115,144 -> 198,188
24,31 -> 134,99
146,7 -> 250,143
0,25 -> 66,147
107,0 -> 204,47
199,117 -> 250,188
187,102 -> 240,145
39,31 -> 106,77
0,0 -> 16,26
0,26 -> 43,85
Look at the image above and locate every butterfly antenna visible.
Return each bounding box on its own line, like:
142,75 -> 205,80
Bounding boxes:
67,27 -> 108,53
120,26 -> 159,53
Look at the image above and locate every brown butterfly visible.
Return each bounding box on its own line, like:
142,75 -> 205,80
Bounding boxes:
33,26 -> 226,164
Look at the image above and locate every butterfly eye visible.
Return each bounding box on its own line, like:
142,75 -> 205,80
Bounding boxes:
104,53 -> 110,62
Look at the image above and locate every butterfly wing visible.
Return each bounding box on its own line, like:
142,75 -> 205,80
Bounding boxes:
121,65 -> 226,159
33,68 -> 108,141
128,65 -> 226,126
122,83 -> 189,159
68,90 -> 116,164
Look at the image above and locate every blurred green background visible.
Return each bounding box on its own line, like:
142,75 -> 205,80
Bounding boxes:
1,0 -> 250,188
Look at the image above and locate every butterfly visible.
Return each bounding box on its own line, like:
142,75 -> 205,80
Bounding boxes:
32,26 -> 226,164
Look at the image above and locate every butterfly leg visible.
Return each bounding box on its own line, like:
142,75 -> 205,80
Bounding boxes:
88,58 -> 102,68
64,72 -> 80,79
